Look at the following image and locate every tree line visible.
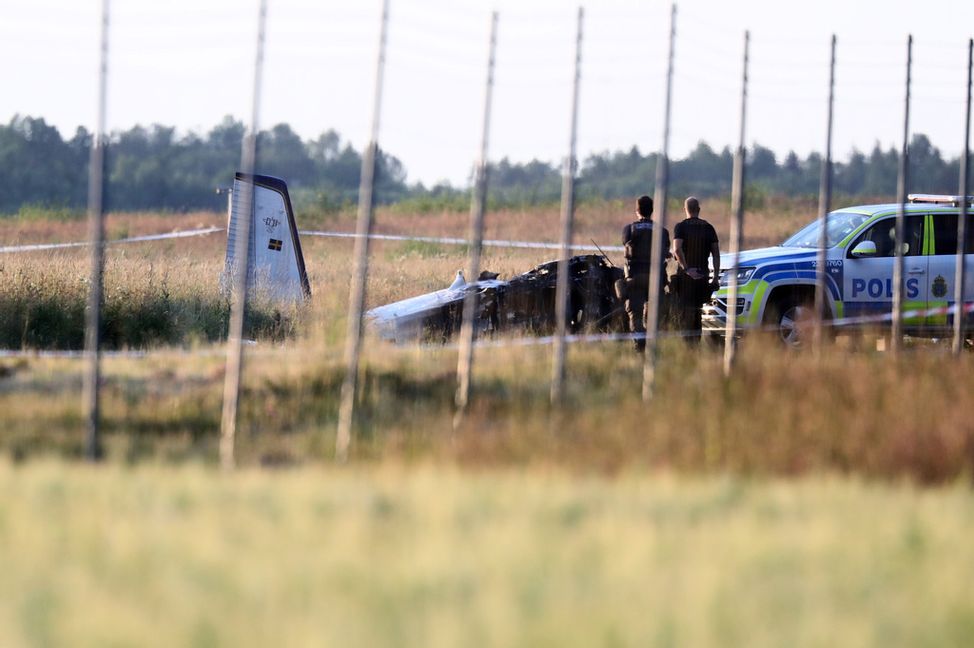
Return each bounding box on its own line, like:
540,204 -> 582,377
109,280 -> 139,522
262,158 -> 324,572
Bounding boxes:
0,113 -> 967,215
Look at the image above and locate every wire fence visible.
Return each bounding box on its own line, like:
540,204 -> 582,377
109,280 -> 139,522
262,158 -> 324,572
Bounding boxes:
4,0 -> 973,465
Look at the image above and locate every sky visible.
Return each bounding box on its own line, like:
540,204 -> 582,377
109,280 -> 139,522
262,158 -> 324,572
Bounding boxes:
1,0 -> 972,186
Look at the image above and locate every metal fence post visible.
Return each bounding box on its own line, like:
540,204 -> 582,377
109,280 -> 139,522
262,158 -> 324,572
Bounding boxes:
953,38 -> 973,356
643,3 -> 676,402
550,6 -> 584,405
336,0 -> 390,462
723,30 -> 749,377
891,35 -> 912,355
814,34 -> 836,354
219,0 -> 267,470
82,0 -> 111,462
455,11 -> 499,426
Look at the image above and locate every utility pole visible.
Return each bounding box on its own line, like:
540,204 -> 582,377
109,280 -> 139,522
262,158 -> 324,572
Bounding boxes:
82,0 -> 111,462
723,30 -> 749,377
891,35 -> 912,355
455,11 -> 499,426
953,38 -> 972,356
814,34 -> 836,354
336,0 -> 390,462
219,0 -> 267,470
550,6 -> 584,405
643,3 -> 676,401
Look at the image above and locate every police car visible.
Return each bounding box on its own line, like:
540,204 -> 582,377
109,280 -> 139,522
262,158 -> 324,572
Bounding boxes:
701,194 -> 974,345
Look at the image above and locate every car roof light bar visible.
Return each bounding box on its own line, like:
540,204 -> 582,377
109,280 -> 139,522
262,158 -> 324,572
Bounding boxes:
907,193 -> 974,206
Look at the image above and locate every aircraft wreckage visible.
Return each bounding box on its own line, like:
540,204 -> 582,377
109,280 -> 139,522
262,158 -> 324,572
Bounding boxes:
224,173 -> 629,343
367,256 -> 626,343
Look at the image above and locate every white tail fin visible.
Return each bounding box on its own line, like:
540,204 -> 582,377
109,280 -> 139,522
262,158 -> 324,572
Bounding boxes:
449,270 -> 465,290
223,174 -> 310,302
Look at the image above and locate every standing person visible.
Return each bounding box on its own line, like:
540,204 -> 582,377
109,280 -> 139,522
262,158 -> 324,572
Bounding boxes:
672,196 -> 720,341
622,195 -> 670,351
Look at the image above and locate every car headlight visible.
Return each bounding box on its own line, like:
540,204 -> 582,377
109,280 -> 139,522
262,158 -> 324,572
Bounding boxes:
719,266 -> 756,287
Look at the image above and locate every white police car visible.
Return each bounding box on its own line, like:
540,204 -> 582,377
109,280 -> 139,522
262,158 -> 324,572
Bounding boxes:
701,194 -> 974,345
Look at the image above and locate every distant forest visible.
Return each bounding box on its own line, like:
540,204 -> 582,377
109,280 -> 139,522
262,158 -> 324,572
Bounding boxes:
0,114 -> 968,215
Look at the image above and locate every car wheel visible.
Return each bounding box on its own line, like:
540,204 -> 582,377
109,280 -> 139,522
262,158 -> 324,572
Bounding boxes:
766,296 -> 818,348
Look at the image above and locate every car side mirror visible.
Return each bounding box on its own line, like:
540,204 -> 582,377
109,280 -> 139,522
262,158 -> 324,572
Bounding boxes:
850,240 -> 877,258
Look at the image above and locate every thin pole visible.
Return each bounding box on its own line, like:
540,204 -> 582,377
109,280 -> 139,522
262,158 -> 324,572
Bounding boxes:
455,11 -> 499,425
82,0 -> 110,462
723,30 -> 749,377
550,6 -> 584,404
891,34 -> 912,354
952,38 -> 973,356
643,3 -> 676,402
814,34 -> 836,354
219,0 -> 267,470
336,0 -> 390,462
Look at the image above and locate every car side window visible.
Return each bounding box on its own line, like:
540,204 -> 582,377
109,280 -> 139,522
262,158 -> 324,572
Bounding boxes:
930,213 -> 974,255
848,215 -> 924,258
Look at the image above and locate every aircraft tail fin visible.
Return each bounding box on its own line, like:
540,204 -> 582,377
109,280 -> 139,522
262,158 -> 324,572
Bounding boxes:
223,173 -> 310,302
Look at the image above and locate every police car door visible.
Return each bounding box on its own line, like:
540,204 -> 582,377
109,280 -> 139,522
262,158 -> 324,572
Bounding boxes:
844,214 -> 927,324
926,211 -> 974,328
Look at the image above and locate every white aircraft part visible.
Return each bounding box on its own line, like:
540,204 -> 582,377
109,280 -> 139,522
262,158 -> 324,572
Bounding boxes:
224,174 -> 310,302
448,270 -> 466,289
367,278 -> 505,341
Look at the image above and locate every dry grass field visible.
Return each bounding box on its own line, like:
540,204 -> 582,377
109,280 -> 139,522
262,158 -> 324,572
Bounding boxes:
0,198 -> 971,480
0,195 -> 814,350
1,198 -> 972,645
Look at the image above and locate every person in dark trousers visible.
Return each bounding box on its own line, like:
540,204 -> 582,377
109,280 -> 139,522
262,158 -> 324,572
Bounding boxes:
622,195 -> 670,351
672,196 -> 720,342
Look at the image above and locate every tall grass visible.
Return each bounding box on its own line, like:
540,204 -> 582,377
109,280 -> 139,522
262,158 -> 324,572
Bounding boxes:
0,251 -> 297,349
9,205 -> 86,222
0,210 -> 223,245
2,339 -> 973,483
0,196 -> 814,350
1,201 -> 971,482
0,462 -> 972,648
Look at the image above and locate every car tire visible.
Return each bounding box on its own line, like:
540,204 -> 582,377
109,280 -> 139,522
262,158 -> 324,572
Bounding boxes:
765,295 -> 819,348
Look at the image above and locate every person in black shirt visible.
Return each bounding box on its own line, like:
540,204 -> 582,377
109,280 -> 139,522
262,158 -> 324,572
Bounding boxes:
672,196 -> 720,341
622,195 -> 670,351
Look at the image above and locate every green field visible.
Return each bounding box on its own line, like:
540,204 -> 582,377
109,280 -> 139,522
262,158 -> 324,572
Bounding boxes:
1,464 -> 973,648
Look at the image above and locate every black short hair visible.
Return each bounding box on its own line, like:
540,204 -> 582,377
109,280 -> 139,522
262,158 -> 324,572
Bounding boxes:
637,195 -> 654,217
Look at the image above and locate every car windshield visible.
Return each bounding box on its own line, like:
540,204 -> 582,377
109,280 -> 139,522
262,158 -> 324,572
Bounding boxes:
781,211 -> 872,248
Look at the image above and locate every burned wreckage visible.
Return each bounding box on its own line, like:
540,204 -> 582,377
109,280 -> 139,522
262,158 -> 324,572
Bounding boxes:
223,173 -> 639,344
367,255 -> 629,343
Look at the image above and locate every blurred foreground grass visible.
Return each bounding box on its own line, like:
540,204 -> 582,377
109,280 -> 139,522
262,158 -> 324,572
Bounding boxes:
0,462 -> 972,647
